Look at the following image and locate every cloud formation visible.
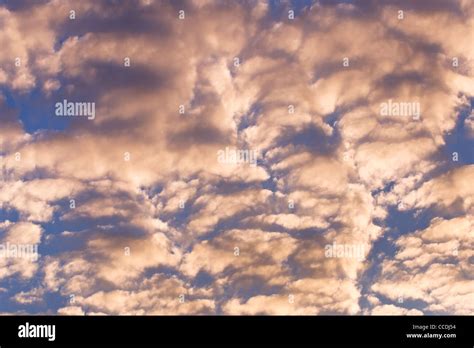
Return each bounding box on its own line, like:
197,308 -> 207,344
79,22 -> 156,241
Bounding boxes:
0,0 -> 472,315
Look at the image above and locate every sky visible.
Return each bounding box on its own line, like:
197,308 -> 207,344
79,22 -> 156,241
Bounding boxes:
0,0 -> 473,315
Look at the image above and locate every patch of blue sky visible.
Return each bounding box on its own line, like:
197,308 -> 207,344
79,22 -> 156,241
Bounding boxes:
0,207 -> 20,224
1,86 -> 71,134
237,103 -> 263,132
443,97 -> 474,165
261,176 -> 278,192
268,0 -> 315,20
0,272 -> 65,315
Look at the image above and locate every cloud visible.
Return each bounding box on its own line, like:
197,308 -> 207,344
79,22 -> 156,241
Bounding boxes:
0,0 -> 472,315
180,229 -> 297,278
65,274 -> 215,315
370,216 -> 474,314
371,304 -> 423,315
0,222 -> 42,280
401,165 -> 474,214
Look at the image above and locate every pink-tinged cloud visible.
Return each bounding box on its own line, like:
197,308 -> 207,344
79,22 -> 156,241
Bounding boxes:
0,0 -> 472,315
